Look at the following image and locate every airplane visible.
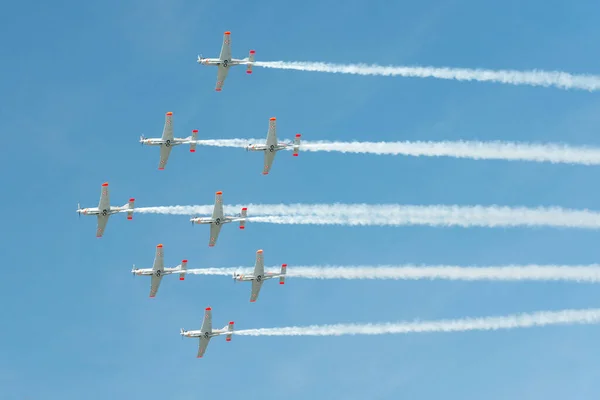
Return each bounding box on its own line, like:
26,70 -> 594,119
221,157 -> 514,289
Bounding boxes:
139,111 -> 199,170
190,191 -> 248,247
246,117 -> 301,175
196,31 -> 255,92
76,182 -> 135,237
131,244 -> 188,298
233,249 -> 287,302
180,307 -> 234,358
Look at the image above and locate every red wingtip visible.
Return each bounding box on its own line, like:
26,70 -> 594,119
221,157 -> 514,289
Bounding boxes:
296,134 -> 301,137
226,338 -> 231,342
262,172 -> 268,175
229,321 -> 234,325
280,281 -> 284,284
157,244 -> 163,248
224,31 -> 231,35
282,264 -> 287,267
209,244 -> 215,247
179,277 -> 185,281
239,226 -> 245,229
149,295 -> 155,298
166,111 -> 173,116
250,300 -> 256,302
269,117 -> 276,121
246,70 -> 252,74
250,50 -> 256,54
242,207 -> 248,210
129,198 -> 135,202
293,153 -> 298,157
127,216 -> 132,220
205,307 -> 212,311
216,88 -> 222,92
158,167 -> 165,170
197,356 -> 202,358
101,182 -> 108,187
182,259 -> 188,263
216,191 -> 222,195
190,149 -> 196,152
192,129 -> 198,133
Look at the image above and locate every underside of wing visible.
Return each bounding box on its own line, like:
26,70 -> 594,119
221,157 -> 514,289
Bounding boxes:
161,112 -> 174,141
98,183 -> 110,211
209,223 -> 222,247
158,145 -> 173,170
219,31 -> 232,61
149,273 -> 163,298
197,336 -> 210,358
263,150 -> 276,175
215,66 -> 229,92
250,279 -> 263,302
96,215 -> 109,238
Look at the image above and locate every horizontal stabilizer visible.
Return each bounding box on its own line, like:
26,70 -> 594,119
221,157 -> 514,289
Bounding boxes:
190,130 -> 198,153
239,207 -> 248,229
180,259 -> 188,280
293,134 -> 301,157
280,264 -> 287,284
226,321 -> 234,341
247,50 -> 255,74
127,198 -> 135,220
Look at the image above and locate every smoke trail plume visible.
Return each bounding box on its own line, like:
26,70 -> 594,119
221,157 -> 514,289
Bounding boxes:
185,264 -> 600,283
193,138 -> 600,166
135,203 -> 600,230
253,61 -> 600,92
232,308 -> 600,336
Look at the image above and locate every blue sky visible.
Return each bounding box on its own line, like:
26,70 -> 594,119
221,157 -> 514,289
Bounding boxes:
3,0 -> 600,398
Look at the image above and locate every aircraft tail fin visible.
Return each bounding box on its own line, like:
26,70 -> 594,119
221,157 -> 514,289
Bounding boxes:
179,259 -> 188,280
279,264 -> 287,284
126,198 -> 135,220
190,130 -> 198,153
226,321 -> 234,341
246,50 -> 255,74
293,134 -> 301,157
239,207 -> 248,229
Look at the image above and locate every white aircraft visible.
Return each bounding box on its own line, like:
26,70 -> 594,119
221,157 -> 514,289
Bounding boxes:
180,307 -> 234,358
190,191 -> 248,247
196,31 -> 255,92
131,244 -> 188,298
233,249 -> 287,302
246,117 -> 301,175
139,111 -> 198,170
76,182 -> 135,237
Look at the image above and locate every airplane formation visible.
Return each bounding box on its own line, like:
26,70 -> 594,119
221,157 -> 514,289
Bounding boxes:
77,31 -> 298,358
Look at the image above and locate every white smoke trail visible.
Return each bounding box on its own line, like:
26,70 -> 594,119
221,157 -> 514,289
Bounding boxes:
253,61 -> 600,92
232,308 -> 600,336
134,203 -> 600,229
193,138 -> 600,166
184,265 -> 600,283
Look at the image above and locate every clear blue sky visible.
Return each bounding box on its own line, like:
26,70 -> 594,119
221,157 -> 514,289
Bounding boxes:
3,0 -> 600,398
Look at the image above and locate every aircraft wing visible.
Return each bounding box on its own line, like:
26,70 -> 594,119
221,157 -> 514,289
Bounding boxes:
250,279 -> 263,303
219,31 -> 232,61
158,144 -> 173,170
98,182 -> 110,211
96,215 -> 109,238
266,117 -> 278,147
161,112 -> 174,141
212,191 -> 224,220
201,307 -> 213,332
263,150 -> 276,175
254,250 -> 265,277
197,336 -> 211,358
149,244 -> 165,297
215,66 -> 229,92
209,223 -> 222,247
149,272 -> 163,298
